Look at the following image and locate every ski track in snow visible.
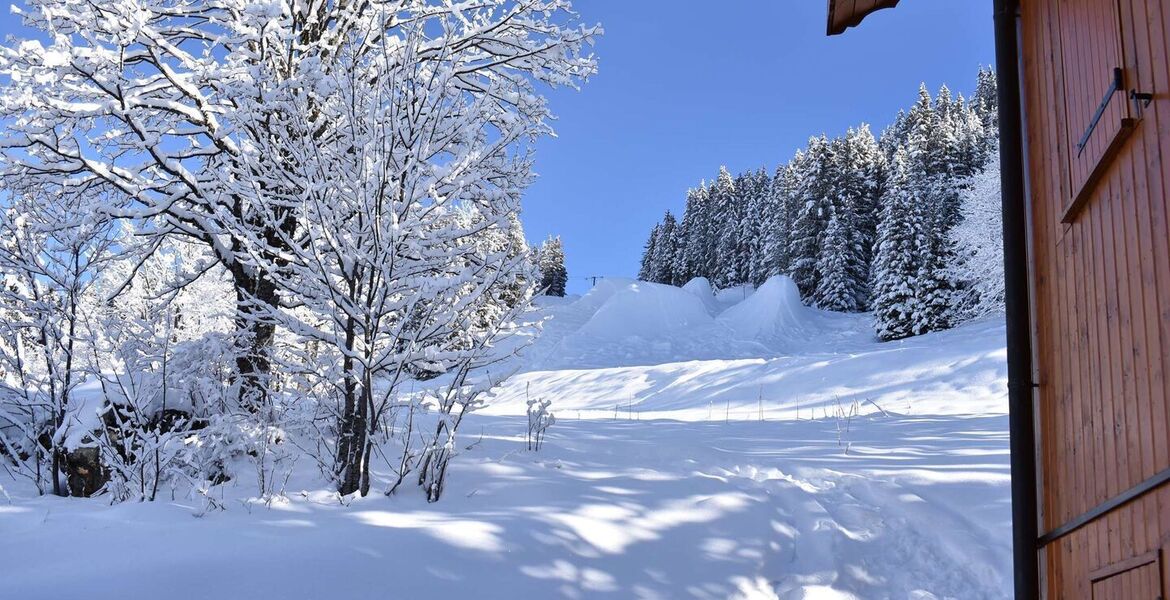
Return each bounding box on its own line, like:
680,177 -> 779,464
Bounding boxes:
0,277 -> 1011,599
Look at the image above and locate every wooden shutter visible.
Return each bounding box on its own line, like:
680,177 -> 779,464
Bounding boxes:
1056,0 -> 1137,222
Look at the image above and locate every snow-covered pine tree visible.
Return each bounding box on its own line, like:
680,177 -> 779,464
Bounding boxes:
814,208 -> 867,312
651,212 -> 680,285
725,169 -> 756,286
639,223 -> 661,282
872,150 -> 925,341
830,125 -> 884,310
901,84 -> 963,333
745,168 -> 772,286
670,214 -> 691,286
973,68 -> 999,134
680,184 -> 714,282
760,155 -> 802,280
710,167 -> 741,289
789,135 -> 836,300
538,236 -> 569,297
880,109 -> 911,159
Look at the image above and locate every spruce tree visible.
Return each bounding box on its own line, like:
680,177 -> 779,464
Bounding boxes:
537,236 -> 568,297
762,155 -> 801,279
814,209 -> 866,312
651,211 -> 680,285
902,83 -> 964,332
710,167 -> 740,288
638,223 -> 659,282
832,125 -> 884,309
680,183 -> 714,282
788,135 -> 836,299
973,67 -> 998,133
745,168 -> 773,285
872,150 -> 924,341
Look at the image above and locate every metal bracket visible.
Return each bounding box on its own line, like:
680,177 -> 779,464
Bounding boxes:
1076,68 -> 1124,157
1130,89 -> 1153,108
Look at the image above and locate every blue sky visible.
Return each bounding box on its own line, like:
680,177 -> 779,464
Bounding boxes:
523,2 -> 995,294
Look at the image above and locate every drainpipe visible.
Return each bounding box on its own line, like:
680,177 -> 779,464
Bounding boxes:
993,0 -> 1040,598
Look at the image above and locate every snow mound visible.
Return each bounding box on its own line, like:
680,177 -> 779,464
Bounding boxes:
570,277 -> 638,316
680,277 -> 723,315
714,283 -> 755,308
537,280 -> 765,368
577,280 -> 715,340
717,275 -> 817,344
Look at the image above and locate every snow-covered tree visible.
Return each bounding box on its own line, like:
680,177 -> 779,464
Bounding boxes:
0,179 -> 121,496
679,185 -> 712,282
760,157 -> 801,280
744,168 -> 772,285
639,224 -> 660,282
815,208 -> 867,312
0,0 -> 600,418
651,212 -> 680,285
237,2 -> 598,498
538,236 -> 569,297
871,151 -> 925,341
973,67 -> 999,133
789,136 -> 836,298
946,152 -> 1004,321
83,234 -> 238,501
834,125 -> 884,309
711,167 -> 741,288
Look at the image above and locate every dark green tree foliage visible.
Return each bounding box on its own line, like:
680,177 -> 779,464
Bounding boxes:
745,168 -> 772,286
537,235 -> 568,297
651,212 -> 680,285
788,135 -> 835,298
635,69 -> 1000,339
814,208 -> 866,312
826,125 -> 884,310
872,150 -> 924,340
760,157 -> 800,280
638,224 -> 659,282
679,184 -> 713,282
711,167 -> 741,288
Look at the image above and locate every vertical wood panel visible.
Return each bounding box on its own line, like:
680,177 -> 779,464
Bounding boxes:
1023,0 -> 1170,597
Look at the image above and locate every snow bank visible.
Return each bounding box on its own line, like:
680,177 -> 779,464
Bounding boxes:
716,275 -> 815,344
713,283 -> 755,307
577,281 -> 715,340
568,277 -> 637,316
680,277 -> 723,316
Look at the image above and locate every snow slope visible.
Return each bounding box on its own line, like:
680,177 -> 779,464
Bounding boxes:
488,276 -> 1006,419
0,277 -> 1011,599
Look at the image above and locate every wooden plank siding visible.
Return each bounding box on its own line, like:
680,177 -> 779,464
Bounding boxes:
1021,0 -> 1170,597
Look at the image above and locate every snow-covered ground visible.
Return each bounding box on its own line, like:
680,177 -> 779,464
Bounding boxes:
0,277 -> 1011,599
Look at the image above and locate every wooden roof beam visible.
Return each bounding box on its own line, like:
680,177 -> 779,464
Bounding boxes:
827,0 -> 901,35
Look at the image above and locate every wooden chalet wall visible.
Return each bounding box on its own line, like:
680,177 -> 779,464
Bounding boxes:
1020,0 -> 1170,597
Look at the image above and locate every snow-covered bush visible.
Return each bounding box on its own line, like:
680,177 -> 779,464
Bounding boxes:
526,388 -> 556,452
0,181 -> 121,496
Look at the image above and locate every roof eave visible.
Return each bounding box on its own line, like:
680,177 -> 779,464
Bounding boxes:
827,0 -> 901,36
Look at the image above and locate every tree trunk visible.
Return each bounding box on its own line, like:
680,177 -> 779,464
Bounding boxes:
229,263 -> 279,413
335,313 -> 369,496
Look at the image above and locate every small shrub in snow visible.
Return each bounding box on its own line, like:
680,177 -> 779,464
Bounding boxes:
526,387 -> 555,452
833,396 -> 861,455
